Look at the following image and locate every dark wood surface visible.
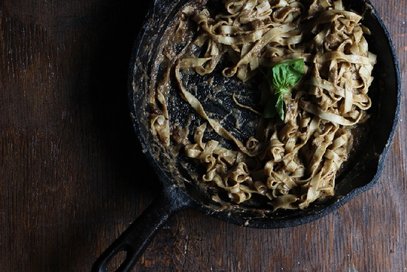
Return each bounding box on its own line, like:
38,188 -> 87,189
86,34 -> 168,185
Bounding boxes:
0,1 -> 406,271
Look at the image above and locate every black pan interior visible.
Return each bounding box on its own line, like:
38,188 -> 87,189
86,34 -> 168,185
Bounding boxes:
129,0 -> 400,228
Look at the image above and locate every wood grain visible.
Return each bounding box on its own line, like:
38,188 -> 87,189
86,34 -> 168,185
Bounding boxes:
0,0 -> 405,271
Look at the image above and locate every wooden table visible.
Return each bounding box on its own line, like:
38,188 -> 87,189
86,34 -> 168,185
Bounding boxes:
0,1 -> 405,271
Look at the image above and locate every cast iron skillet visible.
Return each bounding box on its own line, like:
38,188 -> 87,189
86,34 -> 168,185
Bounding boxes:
93,0 -> 401,271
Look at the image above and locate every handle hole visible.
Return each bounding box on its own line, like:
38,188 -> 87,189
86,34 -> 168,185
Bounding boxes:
106,249 -> 129,272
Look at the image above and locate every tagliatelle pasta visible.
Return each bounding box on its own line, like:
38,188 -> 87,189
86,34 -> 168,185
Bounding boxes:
150,0 -> 376,210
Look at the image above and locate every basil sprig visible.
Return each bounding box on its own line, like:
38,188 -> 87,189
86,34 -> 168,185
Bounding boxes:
264,59 -> 306,121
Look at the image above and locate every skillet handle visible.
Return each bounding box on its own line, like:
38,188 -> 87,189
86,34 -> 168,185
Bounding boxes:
92,187 -> 191,272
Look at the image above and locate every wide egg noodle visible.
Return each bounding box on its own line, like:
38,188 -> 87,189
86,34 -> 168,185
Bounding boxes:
151,0 -> 376,211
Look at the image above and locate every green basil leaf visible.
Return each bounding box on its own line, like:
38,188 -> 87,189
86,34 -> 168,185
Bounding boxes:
275,95 -> 285,121
272,59 -> 305,91
263,59 -> 305,120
